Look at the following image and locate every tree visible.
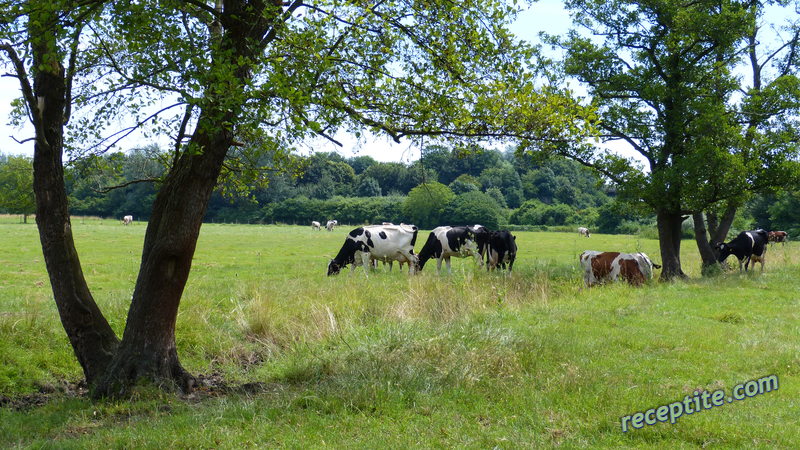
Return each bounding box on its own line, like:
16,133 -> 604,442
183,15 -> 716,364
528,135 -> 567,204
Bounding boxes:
355,176 -> 382,197
403,182 -> 455,229
693,0 -> 800,270
1,0 -> 585,397
361,162 -> 412,196
478,164 -> 523,208
444,190 -> 505,229
346,155 -> 378,175
543,0 -> 798,279
0,155 -> 35,222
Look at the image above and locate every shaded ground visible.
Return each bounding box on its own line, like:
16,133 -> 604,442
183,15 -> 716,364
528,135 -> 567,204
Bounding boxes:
0,373 -> 268,410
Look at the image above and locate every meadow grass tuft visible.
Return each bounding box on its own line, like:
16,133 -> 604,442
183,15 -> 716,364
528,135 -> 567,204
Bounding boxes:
1,219 -> 799,447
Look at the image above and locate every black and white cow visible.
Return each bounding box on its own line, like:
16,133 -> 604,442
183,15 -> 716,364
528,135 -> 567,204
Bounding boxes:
715,229 -> 769,272
326,219 -> 338,231
485,230 -> 517,272
327,224 -> 418,276
417,226 -> 483,273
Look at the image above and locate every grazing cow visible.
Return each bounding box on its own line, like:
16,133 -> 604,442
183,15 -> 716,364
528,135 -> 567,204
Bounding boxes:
580,251 -> 661,287
485,230 -> 517,272
122,215 -> 133,226
311,221 -> 321,230
327,224 -> 418,276
417,226 -> 483,273
578,227 -> 590,238
469,224 -> 491,261
716,229 -> 769,272
326,219 -> 338,231
768,230 -> 788,245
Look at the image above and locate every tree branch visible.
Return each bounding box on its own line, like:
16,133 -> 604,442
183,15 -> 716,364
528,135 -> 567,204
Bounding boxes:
93,177 -> 161,194
0,43 -> 46,147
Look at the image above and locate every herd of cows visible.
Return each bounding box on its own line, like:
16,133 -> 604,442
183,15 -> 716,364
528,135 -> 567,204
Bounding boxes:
116,214 -> 790,285
317,220 -> 791,287
324,223 -> 517,277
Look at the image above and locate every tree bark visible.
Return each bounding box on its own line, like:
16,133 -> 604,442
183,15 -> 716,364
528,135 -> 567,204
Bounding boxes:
91,0 -> 271,397
710,204 -> 736,245
93,115 -> 233,397
693,204 -> 737,275
693,212 -> 718,271
29,9 -> 119,386
656,210 -> 688,281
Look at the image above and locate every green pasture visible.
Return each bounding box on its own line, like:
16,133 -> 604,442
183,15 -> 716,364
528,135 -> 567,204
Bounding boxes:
1,216 -> 799,447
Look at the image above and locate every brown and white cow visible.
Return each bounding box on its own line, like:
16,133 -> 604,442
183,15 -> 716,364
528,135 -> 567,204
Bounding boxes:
767,230 -> 788,245
580,251 -> 660,287
311,221 -> 321,230
122,215 -> 133,225
578,227 -> 590,238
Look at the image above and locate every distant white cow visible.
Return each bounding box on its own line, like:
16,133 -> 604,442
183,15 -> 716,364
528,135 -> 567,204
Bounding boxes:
122,215 -> 133,225
578,227 -> 590,238
326,219 -> 338,231
311,221 -> 321,230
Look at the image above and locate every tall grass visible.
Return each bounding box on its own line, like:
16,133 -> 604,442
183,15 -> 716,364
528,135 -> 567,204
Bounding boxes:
1,219 -> 799,447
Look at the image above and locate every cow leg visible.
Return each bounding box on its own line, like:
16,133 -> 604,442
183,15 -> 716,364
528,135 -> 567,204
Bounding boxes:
398,251 -> 416,275
359,253 -> 371,277
436,258 -> 444,273
445,257 -> 452,274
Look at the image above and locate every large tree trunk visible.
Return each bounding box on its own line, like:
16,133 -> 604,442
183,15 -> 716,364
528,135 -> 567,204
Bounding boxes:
693,212 -> 718,271
91,1 -> 272,397
693,204 -> 737,275
710,204 -> 736,245
93,115 -> 234,398
29,11 -> 119,386
656,210 -> 688,281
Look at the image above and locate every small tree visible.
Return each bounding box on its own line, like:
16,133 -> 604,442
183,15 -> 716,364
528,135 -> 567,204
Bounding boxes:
444,190 -> 504,229
0,155 -> 35,222
356,176 -> 382,198
403,182 -> 455,229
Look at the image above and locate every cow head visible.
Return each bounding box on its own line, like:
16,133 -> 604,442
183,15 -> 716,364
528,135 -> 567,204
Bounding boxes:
714,242 -> 731,262
327,259 -> 342,276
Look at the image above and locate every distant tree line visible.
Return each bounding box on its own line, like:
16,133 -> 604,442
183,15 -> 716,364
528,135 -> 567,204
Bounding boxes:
2,146 -> 797,236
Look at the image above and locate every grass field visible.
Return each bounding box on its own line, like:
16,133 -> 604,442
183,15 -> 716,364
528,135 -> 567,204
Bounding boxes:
1,215 -> 799,447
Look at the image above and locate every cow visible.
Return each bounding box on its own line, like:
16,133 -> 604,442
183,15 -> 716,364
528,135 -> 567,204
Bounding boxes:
715,229 -> 769,272
768,230 -> 788,245
122,215 -> 133,225
580,251 -> 661,287
469,224 -> 491,261
311,221 -> 321,230
417,226 -> 483,273
578,227 -> 590,238
485,230 -> 517,272
326,219 -> 338,231
327,224 -> 418,276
